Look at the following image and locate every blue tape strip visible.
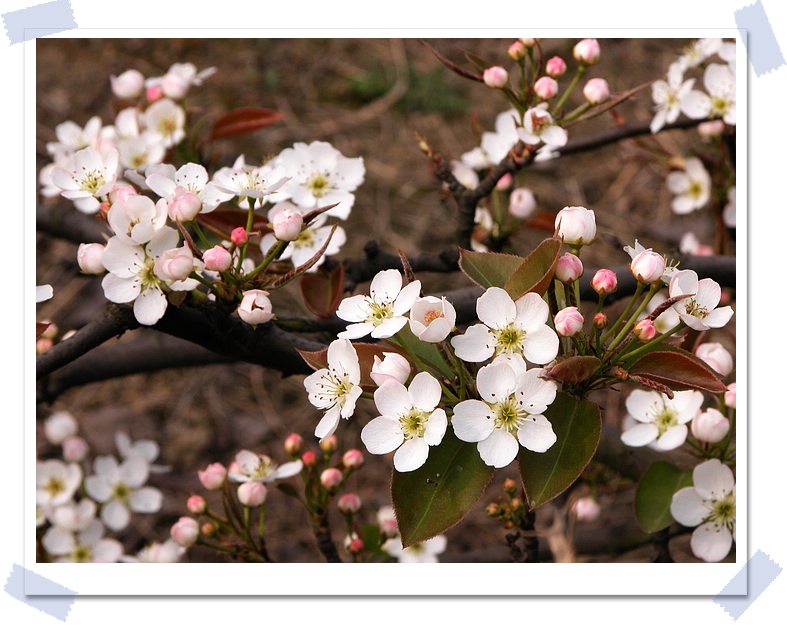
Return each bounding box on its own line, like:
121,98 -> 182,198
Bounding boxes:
2,0 -> 76,45
4,564 -> 76,621
735,0 -> 785,76
714,550 -> 782,620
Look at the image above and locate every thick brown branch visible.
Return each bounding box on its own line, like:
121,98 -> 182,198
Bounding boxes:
37,202 -> 107,244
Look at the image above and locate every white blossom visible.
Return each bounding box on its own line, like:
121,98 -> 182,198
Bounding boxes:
142,98 -> 186,148
480,109 -> 520,165
36,460 -> 82,507
620,389 -> 703,450
669,270 -> 734,331
123,539 -> 185,563
42,500 -> 123,563
651,62 -> 695,134
518,103 -> 568,149
681,63 -> 736,125
666,158 -> 711,214
46,116 -> 102,159
147,162 -> 233,213
52,147 -> 119,213
211,155 -> 289,209
228,450 -> 303,483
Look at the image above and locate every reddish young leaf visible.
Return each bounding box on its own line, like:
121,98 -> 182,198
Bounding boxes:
210,107 -> 284,141
297,342 -> 403,391
628,349 -> 726,394
36,322 -> 50,339
504,237 -> 562,298
300,264 -> 346,319
546,355 -> 601,385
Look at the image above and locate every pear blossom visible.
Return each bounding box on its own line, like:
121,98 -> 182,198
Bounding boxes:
42,501 -> 123,563
518,103 -> 568,149
237,289 -> 274,325
676,38 -> 722,70
574,497 -> 601,522
142,98 -> 186,148
147,162 -> 233,214
52,146 -> 119,213
691,408 -> 730,444
452,356 -> 558,468
461,146 -> 493,171
509,187 -> 537,219
39,161 -> 65,197
336,269 -> 421,340
170,517 -> 199,548
383,534 -> 447,563
370,352 -> 411,387
670,459 -> 735,562
46,116 -> 102,158
360,372 -> 447,472
212,155 -> 290,209
725,383 -> 737,409
85,455 -> 163,531
451,288 -> 559,365
274,141 -> 365,219
124,539 -> 185,563
107,195 -> 168,244
555,205 -> 596,246
679,232 -> 713,256
573,38 -> 601,65
118,132 -> 166,171
483,66 -> 509,88
642,291 -> 681,333
115,431 -> 169,474
669,270 -> 734,331
272,205 -> 304,241
36,460 -> 82,507
666,157 -> 711,214
451,160 -> 479,189
228,450 -> 303,484
304,338 -> 363,440
630,248 -> 666,283
154,244 -> 195,282
546,56 -> 567,78
147,62 -> 216,99
378,505 -> 399,537
650,62 -> 695,134
620,389 -> 704,451
695,342 -> 734,376
77,243 -> 106,275
409,296 -> 457,343
681,63 -> 736,125
480,109 -> 520,166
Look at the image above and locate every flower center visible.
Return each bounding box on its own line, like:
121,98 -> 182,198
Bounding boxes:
423,309 -> 444,325
79,170 -> 105,195
365,299 -> 394,326
654,407 -> 678,435
493,397 -> 526,434
314,371 -> 354,409
293,227 -> 316,249
250,456 -> 276,480
71,545 -> 93,563
308,174 -> 330,198
688,180 -> 704,200
530,111 -> 550,133
492,324 -> 526,355
685,299 -> 709,319
44,477 -> 65,497
710,96 -> 730,117
140,259 -> 161,288
159,117 -> 177,135
399,408 -> 428,440
112,482 -> 130,502
705,491 -> 735,532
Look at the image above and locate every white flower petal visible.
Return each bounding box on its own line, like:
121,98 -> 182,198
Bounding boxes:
522,325 -> 559,365
477,287 -> 516,329
654,424 -> 688,450
626,390 -> 661,423
451,400 -> 496,442
517,415 -> 557,453
515,293 -> 549,331
315,405 -> 341,440
371,316 -> 408,339
369,269 -> 402,303
451,324 -> 495,362
101,274 -> 140,304
620,423 -> 659,447
393,280 -> 422,316
374,380 -> 410,417
670,487 -> 707,527
423,409 -> 447,446
693,459 -> 735,500
129,487 -> 163,513
476,361 -> 517,403
133,287 -> 168,326
101,500 -> 131,531
477,429 -> 519,468
361,416 -> 405,454
408,372 -> 442,412
691,523 -> 733,562
393,438 -> 430,472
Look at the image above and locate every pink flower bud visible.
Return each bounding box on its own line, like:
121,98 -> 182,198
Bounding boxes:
319,435 -> 338,454
508,187 -> 537,219
630,250 -> 665,283
555,253 -> 584,284
77,243 -> 106,275
320,467 -> 343,490
337,493 -> 362,515
62,436 -> 89,462
519,38 -> 536,48
554,307 -> 584,337
583,78 -> 610,104
508,41 -> 526,61
555,206 -> 596,246
593,312 -> 608,329
230,227 -> 248,246
146,85 -> 164,103
301,450 -> 317,467
272,207 -> 304,242
161,73 -> 189,99
197,462 -> 227,490
44,411 -> 78,445
203,245 -> 233,272
108,182 -> 138,205
724,383 -> 736,409
496,172 -> 513,190
573,39 -> 601,65
533,76 -> 559,100
237,482 -> 267,507
36,338 -> 53,354
690,408 -> 730,444
167,187 -> 202,222
170,517 -> 199,548
591,269 -> 618,296
483,66 -> 509,89
698,119 -> 725,139
633,319 -> 657,341
154,245 -> 194,282
546,56 -> 567,78
573,496 -> 601,522
201,522 -> 216,537
284,433 -> 303,456
346,534 -> 364,554
342,449 -> 364,470
187,495 -> 207,514
110,69 -> 145,99
695,342 -> 734,377
371,352 -> 411,387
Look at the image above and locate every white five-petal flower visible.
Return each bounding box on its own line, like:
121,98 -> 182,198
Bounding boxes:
52,146 -> 119,214
669,270 -> 734,331
681,63 -> 736,125
46,116 -> 102,159
36,460 -> 82,507
146,162 -> 233,213
107,194 -> 168,244
142,98 -> 186,148
620,389 -> 704,451
666,157 -> 711,215
480,109 -> 520,165
211,155 -> 289,209
650,62 -> 695,134
517,103 -> 568,149
228,450 -> 303,483
42,500 -> 123,563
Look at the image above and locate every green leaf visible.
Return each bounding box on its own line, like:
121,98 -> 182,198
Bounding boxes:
392,430 -> 494,547
387,324 -> 454,381
458,248 -> 524,289
519,392 -> 601,509
504,237 -> 562,298
635,461 -> 693,533
628,349 -> 726,394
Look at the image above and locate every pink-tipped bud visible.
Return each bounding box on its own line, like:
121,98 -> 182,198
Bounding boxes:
319,435 -> 338,454
320,467 -> 343,490
62,436 -> 89,462
698,119 -> 725,139
554,307 -> 584,337
347,535 -> 364,554
237,481 -> 267,507
197,462 -> 227,490
633,319 -> 657,341
337,493 -> 362,515
170,516 -> 199,548
593,312 -> 608,329
724,383 -> 736,409
187,495 -> 207,514
546,56 -> 567,78
519,38 -> 536,48
483,66 -> 509,89
591,269 -> 618,296
496,172 -> 513,191
301,450 -> 317,467
203,245 -> 232,272
574,496 -> 601,522
583,78 -> 610,104
110,69 -> 145,99
573,39 -> 601,65
272,207 -> 303,242
36,338 -> 53,354
154,245 -> 194,282
695,342 -> 734,377
201,522 -> 216,537
161,72 -> 189,99
630,250 -> 665,283
370,352 -> 411,387
342,448 -> 364,470
691,408 -> 730,444
555,253 -> 584,284
168,187 -> 202,222
77,243 -> 106,275
508,41 -> 526,61
284,433 -> 303,456
108,182 -> 138,205
146,85 -> 164,103
508,187 -> 537,219
533,76 -> 559,100
230,227 -> 248,246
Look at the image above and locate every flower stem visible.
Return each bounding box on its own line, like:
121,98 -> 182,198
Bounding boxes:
616,323 -> 685,363
553,65 -> 586,116
606,284 -> 660,352
244,239 -> 287,282
601,282 -> 645,344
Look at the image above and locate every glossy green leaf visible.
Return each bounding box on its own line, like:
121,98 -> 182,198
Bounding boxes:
504,237 -> 562,298
635,461 -> 693,533
628,349 -> 726,394
519,392 -> 601,509
458,249 -> 524,289
392,430 -> 494,547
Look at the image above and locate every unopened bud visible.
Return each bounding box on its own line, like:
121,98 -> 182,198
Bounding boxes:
201,522 -> 216,537
574,496 -> 601,522
36,338 -> 53,354
496,172 -> 513,191
695,342 -> 733,377
301,450 -> 317,467
546,56 -> 567,78
510,497 -> 523,511
533,76 -> 559,100
77,243 -> 106,275
284,433 -> 303,456
555,253 -> 584,284
508,41 -> 526,61
161,72 -> 189,99
187,495 -> 206,514
62,436 -> 89,462
486,502 -> 500,517
44,411 -> 78,445
691,408 -> 730,444
237,481 -> 267,507
320,467 -> 343,490
583,78 -> 610,104
593,312 -> 608,329
342,448 -> 364,469
483,66 -> 509,89
337,493 -> 362,515
170,516 -> 199,548
319,435 -> 338,454
197,462 -> 227,490
573,38 -> 601,65
167,187 -> 202,222
630,250 -> 665,283
110,69 -> 145,99
230,227 -> 248,246
508,187 -> 537,219
109,182 -> 138,205
519,38 -> 536,48
146,85 -> 164,103
633,319 -> 657,341
272,207 -> 303,242
503,478 -> 518,495
347,536 -> 364,554
203,245 -> 232,272
724,383 -> 737,409
591,269 -> 617,296
554,306 -> 584,337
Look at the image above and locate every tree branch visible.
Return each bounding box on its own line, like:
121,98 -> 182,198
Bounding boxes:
37,201 -> 107,245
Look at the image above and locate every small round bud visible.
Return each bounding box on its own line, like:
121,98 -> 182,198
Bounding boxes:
337,493 -> 362,515
555,206 -> 596,246
230,227 -> 248,246
347,536 -> 364,554
201,522 -> 216,537
573,38 -> 601,65
503,478 -> 518,495
504,520 -> 515,530
320,467 -> 343,490
633,319 -> 657,342
170,517 -> 199,548
510,497 -> 523,511
301,450 -> 317,467
496,172 -> 513,191
77,243 -> 106,275
110,69 -> 145,99
62,436 -> 89,462
371,352 -> 411,387
630,250 -> 665,283
695,342 -> 734,377
593,312 -> 608,329
519,38 -> 536,48
508,41 -> 526,61
319,435 -> 338,454
167,187 -> 202,222
583,78 -> 610,104
378,506 -> 399,537
284,433 -> 304,456
545,56 -> 567,78
272,207 -> 304,242
591,269 -> 618,296
533,76 -> 559,100
691,408 -> 730,444
508,187 -> 537,219
483,66 -> 509,89
342,448 -> 364,469
237,481 -> 267,507
146,85 -> 164,103
555,253 -> 584,284
486,502 -> 500,517
724,383 -> 737,409
44,411 -> 78,445
238,289 -> 273,325
154,245 -> 194,282
554,307 -> 584,337
197,462 -> 227,490
187,495 -> 207,515
573,496 -> 601,522
203,245 -> 232,272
